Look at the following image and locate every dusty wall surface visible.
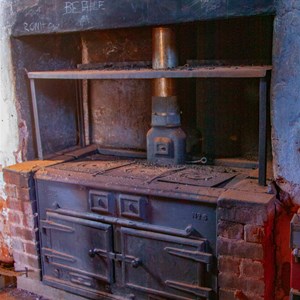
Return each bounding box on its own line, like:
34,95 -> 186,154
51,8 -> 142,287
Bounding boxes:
272,0 -> 300,205
0,0 -> 20,263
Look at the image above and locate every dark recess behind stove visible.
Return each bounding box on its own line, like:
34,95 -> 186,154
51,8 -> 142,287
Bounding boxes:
11,15 -> 273,161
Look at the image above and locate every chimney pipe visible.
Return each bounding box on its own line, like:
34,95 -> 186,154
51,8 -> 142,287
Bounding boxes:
147,27 -> 186,165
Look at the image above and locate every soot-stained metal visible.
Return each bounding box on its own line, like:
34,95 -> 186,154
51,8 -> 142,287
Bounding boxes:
147,27 -> 186,165
35,148 -> 255,299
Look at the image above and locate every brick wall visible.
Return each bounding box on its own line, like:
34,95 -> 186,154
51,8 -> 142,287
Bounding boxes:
3,159 -> 67,280
217,186 -> 276,300
2,147 -> 94,280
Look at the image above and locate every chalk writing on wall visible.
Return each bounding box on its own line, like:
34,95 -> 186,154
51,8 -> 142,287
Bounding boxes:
63,1 -> 105,15
23,22 -> 60,32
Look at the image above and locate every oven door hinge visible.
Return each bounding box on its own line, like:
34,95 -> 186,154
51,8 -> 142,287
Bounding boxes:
164,247 -> 213,272
44,247 -> 77,263
165,280 -> 212,299
41,220 -> 74,233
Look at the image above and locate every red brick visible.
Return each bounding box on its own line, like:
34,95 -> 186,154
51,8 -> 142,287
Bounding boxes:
217,237 -> 264,260
219,255 -> 241,274
10,225 -> 37,241
240,259 -> 264,279
8,211 -> 22,225
219,272 -> 265,295
218,206 -> 268,226
7,198 -> 23,212
11,238 -> 25,252
23,201 -> 36,216
25,243 -> 38,256
12,251 -> 40,269
3,170 -> 31,188
23,214 -> 38,229
11,238 -> 38,256
218,220 -> 244,240
244,225 -> 265,243
4,184 -> 17,198
219,288 -> 236,300
219,289 -> 264,300
16,187 -> 35,202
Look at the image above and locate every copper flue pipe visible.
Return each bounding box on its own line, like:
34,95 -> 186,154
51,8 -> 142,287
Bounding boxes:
152,27 -> 178,97
152,78 -> 176,97
152,27 -> 178,69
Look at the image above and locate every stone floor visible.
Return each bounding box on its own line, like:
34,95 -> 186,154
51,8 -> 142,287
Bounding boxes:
0,287 -> 49,300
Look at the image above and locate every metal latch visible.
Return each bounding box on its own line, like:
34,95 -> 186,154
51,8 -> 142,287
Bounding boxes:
89,248 -> 142,268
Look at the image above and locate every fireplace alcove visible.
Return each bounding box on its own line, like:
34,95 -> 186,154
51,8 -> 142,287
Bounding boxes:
4,2 -> 278,300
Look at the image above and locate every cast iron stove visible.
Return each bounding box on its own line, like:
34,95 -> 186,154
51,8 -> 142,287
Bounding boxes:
35,147 -> 251,300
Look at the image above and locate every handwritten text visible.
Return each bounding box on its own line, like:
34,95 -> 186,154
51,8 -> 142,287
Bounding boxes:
24,22 -> 59,32
63,1 -> 105,15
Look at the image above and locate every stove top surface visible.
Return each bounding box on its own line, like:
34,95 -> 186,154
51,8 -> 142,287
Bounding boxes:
35,147 -> 262,203
48,153 -> 250,188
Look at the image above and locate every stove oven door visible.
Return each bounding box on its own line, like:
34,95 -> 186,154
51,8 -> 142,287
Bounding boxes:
40,211 -> 114,293
120,227 -> 213,300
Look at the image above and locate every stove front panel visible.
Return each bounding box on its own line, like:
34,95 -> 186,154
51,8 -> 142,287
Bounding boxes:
36,175 -> 218,299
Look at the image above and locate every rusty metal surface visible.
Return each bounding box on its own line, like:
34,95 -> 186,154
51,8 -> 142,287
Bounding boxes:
81,28 -> 152,151
13,34 -> 82,160
89,79 -> 151,150
48,153 -> 241,185
36,151 -> 248,203
77,61 -> 152,70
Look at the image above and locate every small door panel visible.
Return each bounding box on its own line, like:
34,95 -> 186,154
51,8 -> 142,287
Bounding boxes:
120,228 -> 212,299
41,212 -> 113,284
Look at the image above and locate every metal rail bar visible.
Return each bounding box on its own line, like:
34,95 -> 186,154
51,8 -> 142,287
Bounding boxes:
28,66 -> 272,80
75,80 -> 85,147
54,208 -> 199,239
258,76 -> 268,186
30,79 -> 43,160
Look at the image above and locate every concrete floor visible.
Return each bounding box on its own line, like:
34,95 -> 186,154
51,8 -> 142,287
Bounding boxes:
0,287 -> 49,300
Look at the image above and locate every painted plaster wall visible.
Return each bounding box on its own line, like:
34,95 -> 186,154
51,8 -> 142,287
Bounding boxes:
0,0 -> 20,263
272,1 -> 300,205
